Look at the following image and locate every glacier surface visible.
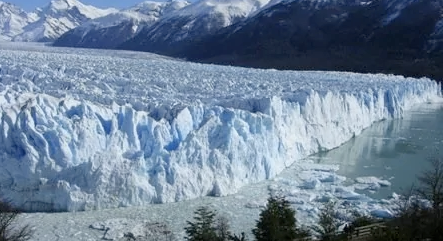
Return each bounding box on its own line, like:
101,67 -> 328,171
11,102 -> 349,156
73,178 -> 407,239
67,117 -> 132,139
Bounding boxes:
0,42 -> 440,212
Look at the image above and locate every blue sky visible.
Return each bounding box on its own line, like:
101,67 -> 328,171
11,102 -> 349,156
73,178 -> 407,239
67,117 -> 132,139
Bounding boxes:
8,0 -> 144,11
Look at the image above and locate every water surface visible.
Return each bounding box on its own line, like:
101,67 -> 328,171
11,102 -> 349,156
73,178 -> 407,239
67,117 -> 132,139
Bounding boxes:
315,102 -> 443,198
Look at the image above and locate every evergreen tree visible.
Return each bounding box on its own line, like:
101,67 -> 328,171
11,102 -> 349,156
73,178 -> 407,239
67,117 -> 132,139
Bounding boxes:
252,196 -> 301,241
184,206 -> 218,241
215,216 -> 231,241
312,201 -> 341,241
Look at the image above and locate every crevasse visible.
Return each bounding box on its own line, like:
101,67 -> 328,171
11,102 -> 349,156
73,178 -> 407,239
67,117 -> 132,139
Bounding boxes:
0,44 -> 441,211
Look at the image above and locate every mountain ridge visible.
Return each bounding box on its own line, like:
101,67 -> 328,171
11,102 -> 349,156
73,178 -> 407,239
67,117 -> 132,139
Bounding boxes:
54,0 -> 273,53
0,1 -> 37,41
53,0 -> 190,49
165,0 -> 443,81
0,0 -> 118,42
3,0 -> 443,81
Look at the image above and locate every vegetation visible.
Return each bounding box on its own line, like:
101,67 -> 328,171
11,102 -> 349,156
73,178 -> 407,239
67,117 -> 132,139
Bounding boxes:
215,216 -> 232,241
184,196 -> 310,241
0,201 -> 33,241
184,206 -> 219,241
253,196 -> 309,241
312,202 -> 341,241
183,197 -> 380,241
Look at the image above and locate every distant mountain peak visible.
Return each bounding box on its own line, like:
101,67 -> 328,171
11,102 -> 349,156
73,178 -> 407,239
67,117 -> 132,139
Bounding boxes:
0,1 -> 12,6
116,0 -> 273,53
10,0 -> 117,42
0,1 -> 36,41
49,0 -> 80,9
43,0 -> 117,17
0,1 -> 20,10
53,0 -> 190,49
125,0 -> 190,18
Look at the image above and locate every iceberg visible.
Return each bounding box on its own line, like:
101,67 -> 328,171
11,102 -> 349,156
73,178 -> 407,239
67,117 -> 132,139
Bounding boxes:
354,176 -> 392,191
0,43 -> 441,211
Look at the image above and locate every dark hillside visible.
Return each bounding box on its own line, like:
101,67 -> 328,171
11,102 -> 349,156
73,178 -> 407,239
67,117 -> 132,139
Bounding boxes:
156,0 -> 443,82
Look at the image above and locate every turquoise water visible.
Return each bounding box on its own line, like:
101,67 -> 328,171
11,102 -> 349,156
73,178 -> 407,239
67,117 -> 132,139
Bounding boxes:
314,102 -> 443,199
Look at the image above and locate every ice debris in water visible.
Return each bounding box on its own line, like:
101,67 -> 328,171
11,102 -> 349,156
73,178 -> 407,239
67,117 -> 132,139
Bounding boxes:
354,176 -> 392,191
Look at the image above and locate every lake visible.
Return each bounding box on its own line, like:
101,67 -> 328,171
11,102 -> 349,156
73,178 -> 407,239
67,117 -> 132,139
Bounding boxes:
314,101 -> 443,199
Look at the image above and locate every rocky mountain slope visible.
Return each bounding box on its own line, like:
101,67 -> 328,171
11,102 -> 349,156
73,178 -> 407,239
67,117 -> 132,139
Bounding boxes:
168,0 -> 443,80
0,0 -> 117,42
53,1 -> 190,49
4,0 -> 443,79
0,1 -> 37,41
15,0 -> 117,42
119,0 -> 272,54
53,0 -> 273,53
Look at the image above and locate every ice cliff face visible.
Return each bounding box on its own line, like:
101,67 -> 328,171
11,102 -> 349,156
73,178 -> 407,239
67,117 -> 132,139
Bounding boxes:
0,43 -> 441,212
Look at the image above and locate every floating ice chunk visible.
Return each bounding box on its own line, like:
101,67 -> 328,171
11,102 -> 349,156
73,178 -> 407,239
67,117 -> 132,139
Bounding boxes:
301,179 -> 322,190
334,186 -> 370,201
300,163 -> 340,172
354,183 -> 381,191
298,164 -> 346,190
320,174 -> 346,183
316,193 -> 334,203
274,177 -> 298,186
245,201 -> 265,209
354,176 -> 391,191
89,219 -> 171,241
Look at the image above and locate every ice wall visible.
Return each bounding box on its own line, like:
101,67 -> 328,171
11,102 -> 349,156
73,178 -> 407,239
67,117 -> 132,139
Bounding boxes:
0,44 -> 441,211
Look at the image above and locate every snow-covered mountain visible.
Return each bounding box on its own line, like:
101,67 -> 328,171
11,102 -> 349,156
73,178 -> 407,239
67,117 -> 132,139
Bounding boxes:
0,43 -> 440,212
53,1 -> 189,49
119,0 -> 272,54
13,0 -> 117,42
128,0 -> 190,16
156,0 -> 443,81
56,0 -> 273,51
170,0 -> 369,59
0,1 -> 37,41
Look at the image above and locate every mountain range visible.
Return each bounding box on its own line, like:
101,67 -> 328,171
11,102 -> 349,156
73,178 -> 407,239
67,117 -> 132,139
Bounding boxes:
0,0 -> 117,42
2,0 -> 443,80
168,0 -> 443,80
54,0 -> 191,48
0,1 -> 37,41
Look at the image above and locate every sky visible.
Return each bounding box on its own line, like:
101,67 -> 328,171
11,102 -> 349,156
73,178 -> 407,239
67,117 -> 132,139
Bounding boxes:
7,0 -> 145,11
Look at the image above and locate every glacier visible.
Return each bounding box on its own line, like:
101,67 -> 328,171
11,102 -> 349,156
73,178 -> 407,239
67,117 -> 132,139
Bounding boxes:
0,43 -> 440,212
